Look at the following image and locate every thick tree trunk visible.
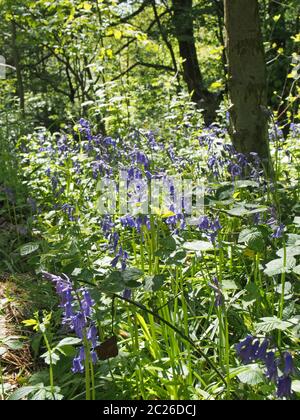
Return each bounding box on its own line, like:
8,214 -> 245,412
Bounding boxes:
172,0 -> 218,126
224,0 -> 271,168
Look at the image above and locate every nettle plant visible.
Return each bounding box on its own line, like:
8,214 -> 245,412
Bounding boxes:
13,118 -> 300,400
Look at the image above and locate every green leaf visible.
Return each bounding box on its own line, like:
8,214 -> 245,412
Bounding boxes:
0,347 -> 7,356
144,275 -> 166,292
292,380 -> 300,394
255,317 -> 291,333
293,265 -> 300,275
236,364 -> 265,385
3,338 -> 24,350
20,242 -> 40,256
293,217 -> 300,227
264,257 -> 296,276
183,240 -> 213,252
222,280 -> 238,290
101,271 -> 125,293
56,337 -> 81,348
276,246 -> 300,258
8,386 -> 37,400
41,350 -> 60,365
238,228 -> 265,253
122,268 -> 143,283
235,180 -> 258,188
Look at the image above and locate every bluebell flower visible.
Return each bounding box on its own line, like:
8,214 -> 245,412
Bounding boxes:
235,335 -> 256,364
101,216 -> 115,238
123,288 -> 132,300
43,272 -> 99,374
72,312 -> 86,338
121,215 -> 136,229
265,351 -> 278,381
87,325 -> 98,348
112,232 -> 119,252
81,290 -> 94,317
229,163 -> 242,177
271,224 -> 285,239
283,352 -> 294,376
199,216 -> 210,230
72,348 -> 85,374
255,338 -> 269,362
277,376 -> 292,398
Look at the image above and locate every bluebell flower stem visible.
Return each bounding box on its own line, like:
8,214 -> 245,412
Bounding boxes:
42,332 -> 55,398
278,240 -> 287,348
83,335 -> 91,401
90,358 -> 96,401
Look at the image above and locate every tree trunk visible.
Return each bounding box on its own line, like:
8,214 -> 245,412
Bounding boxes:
224,0 -> 271,168
172,0 -> 218,126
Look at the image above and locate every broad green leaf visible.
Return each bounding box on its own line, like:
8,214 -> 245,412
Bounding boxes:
293,265 -> 300,275
183,240 -> 213,252
20,243 -> 40,256
231,364 -> 265,385
8,386 -> 37,400
276,246 -> 300,258
144,275 -> 165,292
101,271 -> 125,293
122,268 -> 143,283
292,380 -> 300,394
238,228 -> 265,253
255,317 -> 291,333
56,337 -> 81,348
293,217 -> 300,226
264,256 -> 296,276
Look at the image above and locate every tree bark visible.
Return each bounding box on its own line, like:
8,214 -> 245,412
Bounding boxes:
224,0 -> 271,168
172,0 -> 218,126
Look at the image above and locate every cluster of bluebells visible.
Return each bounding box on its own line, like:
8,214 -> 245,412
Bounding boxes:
236,335 -> 296,398
199,124 -> 263,181
42,272 -> 98,374
120,214 -> 151,233
111,247 -> 129,271
62,203 -> 76,222
267,207 -> 285,239
198,216 -> 222,243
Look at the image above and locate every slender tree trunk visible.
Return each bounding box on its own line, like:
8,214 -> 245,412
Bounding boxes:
267,1 -> 289,134
11,21 -> 25,117
224,0 -> 271,169
172,0 -> 218,126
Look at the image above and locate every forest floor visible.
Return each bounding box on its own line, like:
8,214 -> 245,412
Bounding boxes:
0,275 -> 35,398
